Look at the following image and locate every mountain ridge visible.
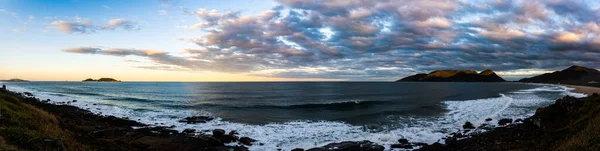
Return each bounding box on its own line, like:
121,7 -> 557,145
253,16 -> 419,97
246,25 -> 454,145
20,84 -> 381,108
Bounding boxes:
397,69 -> 506,82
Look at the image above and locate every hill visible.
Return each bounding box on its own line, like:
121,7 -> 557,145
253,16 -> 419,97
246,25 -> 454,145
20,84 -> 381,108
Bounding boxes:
82,78 -> 121,82
518,65 -> 600,85
0,79 -> 29,82
418,94 -> 600,150
397,69 -> 505,82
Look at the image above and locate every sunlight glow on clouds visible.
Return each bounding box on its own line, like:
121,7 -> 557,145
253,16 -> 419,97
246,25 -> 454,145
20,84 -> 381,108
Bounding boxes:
58,0 -> 600,80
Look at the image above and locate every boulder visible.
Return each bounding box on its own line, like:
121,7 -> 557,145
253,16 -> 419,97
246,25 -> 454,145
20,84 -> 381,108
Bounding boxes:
213,129 -> 226,137
182,129 -> 196,134
179,116 -> 214,124
23,92 -> 34,96
307,140 -> 384,151
391,143 -> 413,149
498,118 -> 513,125
239,137 -> 256,146
292,148 -> 305,151
463,121 -> 475,129
485,118 -> 492,121
397,138 -> 409,144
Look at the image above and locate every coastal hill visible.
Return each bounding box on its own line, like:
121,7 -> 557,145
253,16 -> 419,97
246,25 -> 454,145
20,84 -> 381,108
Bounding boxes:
397,69 -> 506,82
0,78 -> 29,82
82,78 -> 121,82
419,94 -> 600,150
518,65 -> 600,85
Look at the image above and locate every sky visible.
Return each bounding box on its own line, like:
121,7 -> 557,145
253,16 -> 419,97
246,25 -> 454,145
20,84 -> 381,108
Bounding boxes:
1,0 -> 600,81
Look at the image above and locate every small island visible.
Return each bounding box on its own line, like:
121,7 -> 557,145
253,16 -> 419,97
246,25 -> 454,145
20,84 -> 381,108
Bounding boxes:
82,78 -> 121,82
397,69 -> 506,82
0,78 -> 30,82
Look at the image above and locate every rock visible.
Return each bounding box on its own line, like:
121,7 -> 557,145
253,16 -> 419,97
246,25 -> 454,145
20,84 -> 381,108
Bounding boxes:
239,137 -> 256,146
308,140 -> 384,151
292,148 -> 305,151
391,143 -> 413,149
213,129 -> 226,137
233,145 -> 249,151
515,119 -> 524,123
498,118 -> 513,125
182,129 -> 196,134
90,127 -> 132,138
23,92 -> 34,96
592,93 -> 599,97
463,121 -> 475,129
72,100 -> 77,103
43,138 -> 66,151
218,134 -> 237,143
398,138 -> 409,144
179,116 -> 214,124
413,142 -> 428,146
1,85 -> 5,90
229,130 -> 239,135
485,118 -> 492,121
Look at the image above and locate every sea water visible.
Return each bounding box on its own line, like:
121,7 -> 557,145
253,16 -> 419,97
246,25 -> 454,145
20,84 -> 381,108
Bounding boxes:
1,82 -> 586,150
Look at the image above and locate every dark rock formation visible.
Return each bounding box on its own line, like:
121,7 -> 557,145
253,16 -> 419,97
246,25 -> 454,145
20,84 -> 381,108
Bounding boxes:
397,69 -> 506,82
179,116 -> 214,124
307,141 -> 384,151
462,121 -> 475,129
212,129 -> 226,137
418,94 -> 600,151
519,65 -> 600,85
239,137 -> 256,146
0,89 -> 256,151
498,118 -> 513,126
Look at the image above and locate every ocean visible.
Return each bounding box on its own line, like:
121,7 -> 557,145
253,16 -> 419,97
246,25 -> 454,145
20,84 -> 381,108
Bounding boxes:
0,82 -> 586,150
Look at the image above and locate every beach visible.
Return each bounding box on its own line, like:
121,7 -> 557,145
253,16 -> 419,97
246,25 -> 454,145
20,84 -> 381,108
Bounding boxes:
561,84 -> 600,95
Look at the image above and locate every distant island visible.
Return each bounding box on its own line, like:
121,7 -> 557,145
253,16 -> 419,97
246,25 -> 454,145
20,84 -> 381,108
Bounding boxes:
519,65 -> 600,85
0,78 -> 29,82
82,78 -> 121,82
397,69 -> 505,82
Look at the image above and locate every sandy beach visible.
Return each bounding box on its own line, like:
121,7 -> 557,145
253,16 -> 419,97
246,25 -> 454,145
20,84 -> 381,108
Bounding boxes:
561,84 -> 600,95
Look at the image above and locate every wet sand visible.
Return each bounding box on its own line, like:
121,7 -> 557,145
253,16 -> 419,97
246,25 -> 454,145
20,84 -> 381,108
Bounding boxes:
561,84 -> 600,95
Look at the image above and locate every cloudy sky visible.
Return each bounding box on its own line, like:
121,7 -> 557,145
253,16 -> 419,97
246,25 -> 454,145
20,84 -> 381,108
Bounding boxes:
1,0 -> 599,81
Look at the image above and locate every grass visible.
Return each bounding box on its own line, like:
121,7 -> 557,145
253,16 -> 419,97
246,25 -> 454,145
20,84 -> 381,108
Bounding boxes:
556,96 -> 600,150
0,92 -> 89,150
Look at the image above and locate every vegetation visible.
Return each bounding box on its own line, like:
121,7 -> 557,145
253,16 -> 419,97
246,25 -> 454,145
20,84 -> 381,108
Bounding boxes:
519,65 -> 600,85
0,79 -> 29,82
419,94 -> 600,151
397,69 -> 505,82
82,78 -> 121,82
0,91 -> 88,150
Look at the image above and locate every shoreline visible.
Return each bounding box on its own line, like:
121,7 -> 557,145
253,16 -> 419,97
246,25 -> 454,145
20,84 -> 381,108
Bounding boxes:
0,88 -> 255,151
560,84 -> 600,95
0,82 -> 594,150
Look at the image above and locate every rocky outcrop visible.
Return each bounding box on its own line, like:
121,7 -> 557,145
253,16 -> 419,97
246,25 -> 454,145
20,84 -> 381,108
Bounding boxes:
178,116 -> 214,124
397,69 -> 506,82
0,89 -> 256,151
307,141 -> 384,151
519,65 -> 600,84
418,94 -> 600,151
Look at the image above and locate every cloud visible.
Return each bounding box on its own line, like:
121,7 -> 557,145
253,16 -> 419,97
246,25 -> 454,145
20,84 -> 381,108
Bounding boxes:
51,17 -> 140,34
64,0 -> 600,80
158,10 -> 168,15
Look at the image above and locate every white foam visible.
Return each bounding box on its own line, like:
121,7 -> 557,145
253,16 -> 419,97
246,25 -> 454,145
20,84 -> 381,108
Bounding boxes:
3,83 -> 585,151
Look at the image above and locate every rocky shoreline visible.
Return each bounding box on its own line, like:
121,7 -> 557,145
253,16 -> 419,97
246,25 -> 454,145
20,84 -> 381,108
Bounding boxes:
0,87 -> 254,151
2,84 -> 599,151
